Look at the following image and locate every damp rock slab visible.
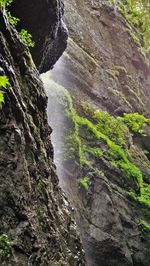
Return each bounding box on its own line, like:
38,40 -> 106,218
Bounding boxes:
0,9 -> 85,266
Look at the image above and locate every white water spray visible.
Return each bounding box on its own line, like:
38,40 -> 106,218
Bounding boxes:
41,56 -> 72,189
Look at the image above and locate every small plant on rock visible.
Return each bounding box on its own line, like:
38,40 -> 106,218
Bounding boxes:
0,0 -> 13,8
120,113 -> 150,135
0,0 -> 35,47
78,177 -> 89,190
0,234 -> 13,261
0,75 -> 9,107
138,219 -> 150,235
19,29 -> 35,48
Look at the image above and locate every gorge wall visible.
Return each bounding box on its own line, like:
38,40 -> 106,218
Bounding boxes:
42,1 -> 150,266
1,0 -> 150,265
0,1 -> 85,265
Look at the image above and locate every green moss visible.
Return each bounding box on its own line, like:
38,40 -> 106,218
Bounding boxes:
36,204 -> 46,231
74,114 -> 143,191
37,180 -> 45,191
81,101 -> 95,116
19,29 -> 35,48
49,84 -> 150,231
0,75 -> 9,107
88,147 -> 103,158
127,191 -> 137,201
110,0 -> 150,57
138,219 -> 150,234
66,105 -> 143,190
0,234 -> 13,261
0,76 -> 9,88
47,81 -> 147,196
120,113 -> 150,135
139,184 -> 150,209
127,183 -> 150,210
7,11 -> 19,26
0,0 -> 13,8
93,110 -> 128,146
118,160 -> 143,189
78,177 -> 89,190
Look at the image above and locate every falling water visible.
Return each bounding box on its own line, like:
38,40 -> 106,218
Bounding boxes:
40,55 -> 77,194
41,57 -> 64,182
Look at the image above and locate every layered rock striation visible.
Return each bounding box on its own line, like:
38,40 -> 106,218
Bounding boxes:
0,6 -> 85,266
43,1 -> 150,265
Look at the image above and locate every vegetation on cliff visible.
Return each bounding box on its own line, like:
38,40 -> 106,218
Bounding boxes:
1,0 -> 149,264
0,1 -> 85,265
47,79 -> 150,246
47,80 -> 150,214
0,0 -> 34,47
0,76 -> 9,107
0,234 -> 13,262
43,0 -> 150,264
110,0 -> 150,57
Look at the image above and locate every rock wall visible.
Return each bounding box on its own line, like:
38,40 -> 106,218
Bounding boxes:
10,0 -> 68,73
43,1 -> 150,265
0,6 -> 85,266
54,0 -> 150,115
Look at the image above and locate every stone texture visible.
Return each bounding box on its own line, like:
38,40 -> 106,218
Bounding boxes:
43,1 -> 150,265
10,0 -> 68,73
0,8 -> 85,266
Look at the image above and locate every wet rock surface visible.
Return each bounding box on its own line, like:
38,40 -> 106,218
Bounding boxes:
55,0 -> 150,116
0,8 -> 85,266
43,1 -> 150,265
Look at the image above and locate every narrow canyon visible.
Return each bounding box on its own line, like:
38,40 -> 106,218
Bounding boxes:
0,0 -> 150,266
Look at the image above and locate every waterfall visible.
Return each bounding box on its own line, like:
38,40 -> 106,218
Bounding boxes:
41,56 -> 78,195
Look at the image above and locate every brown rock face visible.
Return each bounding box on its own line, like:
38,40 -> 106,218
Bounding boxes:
10,0 -> 68,73
53,0 -> 150,116
0,9 -> 85,266
42,1 -> 150,266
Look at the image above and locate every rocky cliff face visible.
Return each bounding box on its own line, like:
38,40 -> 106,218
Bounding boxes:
42,1 -> 150,265
54,0 -> 150,115
0,5 -> 85,266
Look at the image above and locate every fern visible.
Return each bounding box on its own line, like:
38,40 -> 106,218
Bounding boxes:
19,29 -> 35,48
7,11 -> 20,26
0,0 -> 13,8
0,75 -> 9,88
0,75 -> 9,106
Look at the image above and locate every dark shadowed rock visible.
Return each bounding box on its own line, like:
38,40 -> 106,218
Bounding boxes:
10,0 -> 68,73
0,8 -> 85,266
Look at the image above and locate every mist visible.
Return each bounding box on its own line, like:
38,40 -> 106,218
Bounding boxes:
41,56 -> 69,188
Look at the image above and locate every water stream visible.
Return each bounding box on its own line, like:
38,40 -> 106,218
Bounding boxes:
41,58 -> 91,265
41,56 -> 78,196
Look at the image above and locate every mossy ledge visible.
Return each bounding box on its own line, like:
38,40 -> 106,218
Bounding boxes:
48,80 -> 150,240
48,80 -> 150,214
